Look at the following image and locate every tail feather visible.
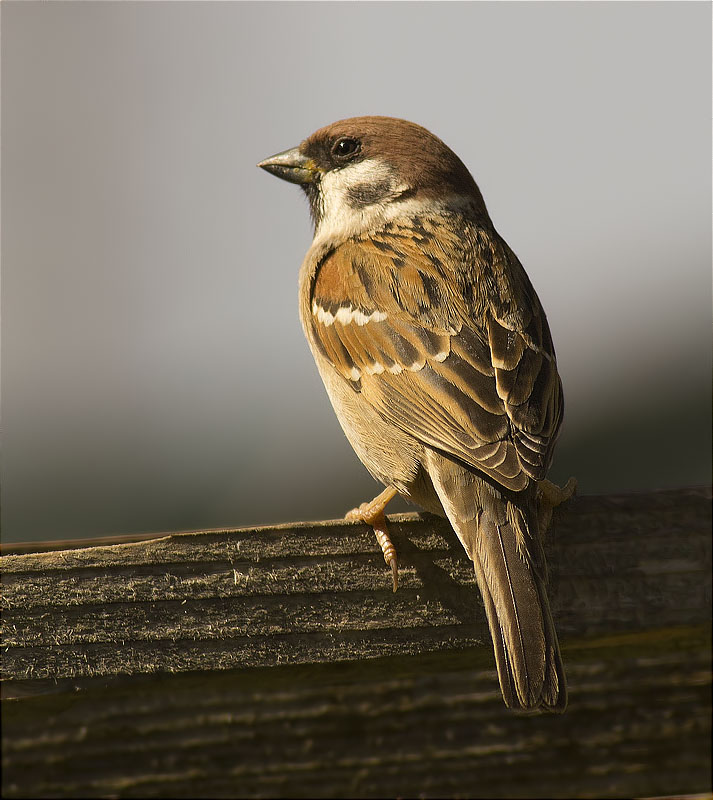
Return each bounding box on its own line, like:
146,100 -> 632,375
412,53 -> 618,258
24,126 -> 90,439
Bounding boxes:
474,558 -> 518,708
425,451 -> 567,712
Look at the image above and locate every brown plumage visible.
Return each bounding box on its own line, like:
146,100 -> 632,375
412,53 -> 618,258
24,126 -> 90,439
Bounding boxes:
258,116 -> 567,712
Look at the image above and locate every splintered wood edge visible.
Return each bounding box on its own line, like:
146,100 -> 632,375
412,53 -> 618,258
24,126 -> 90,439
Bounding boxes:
0,511 -> 429,556
2,485 -> 710,556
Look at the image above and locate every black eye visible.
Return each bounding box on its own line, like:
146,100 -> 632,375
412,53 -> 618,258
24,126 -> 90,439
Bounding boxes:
331,137 -> 361,161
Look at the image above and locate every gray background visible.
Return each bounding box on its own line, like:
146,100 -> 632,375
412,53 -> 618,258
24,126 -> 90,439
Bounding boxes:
2,1 -> 711,543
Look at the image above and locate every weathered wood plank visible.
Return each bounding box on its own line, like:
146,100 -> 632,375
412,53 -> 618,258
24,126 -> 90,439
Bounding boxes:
1,488 -> 710,685
2,627 -> 710,798
1,487 -> 711,799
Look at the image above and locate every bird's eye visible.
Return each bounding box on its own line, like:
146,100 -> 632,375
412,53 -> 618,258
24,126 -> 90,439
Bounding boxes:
331,137 -> 361,160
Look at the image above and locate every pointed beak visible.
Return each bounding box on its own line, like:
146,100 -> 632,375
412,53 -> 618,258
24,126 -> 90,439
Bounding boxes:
257,147 -> 319,185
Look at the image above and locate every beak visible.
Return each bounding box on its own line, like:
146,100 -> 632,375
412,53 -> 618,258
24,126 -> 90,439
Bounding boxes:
257,147 -> 318,185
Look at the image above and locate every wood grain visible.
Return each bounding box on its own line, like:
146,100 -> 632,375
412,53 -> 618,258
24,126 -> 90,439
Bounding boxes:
1,487 -> 711,798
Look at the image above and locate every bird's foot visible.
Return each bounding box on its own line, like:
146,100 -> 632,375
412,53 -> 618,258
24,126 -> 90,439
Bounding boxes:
537,476 -> 577,534
346,486 -> 398,524
346,486 -> 399,592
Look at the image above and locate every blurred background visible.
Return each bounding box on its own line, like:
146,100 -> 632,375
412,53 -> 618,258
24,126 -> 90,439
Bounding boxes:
2,1 -> 710,543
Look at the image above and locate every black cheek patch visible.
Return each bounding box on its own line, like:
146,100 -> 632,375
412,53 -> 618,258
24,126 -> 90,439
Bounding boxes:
346,179 -> 393,208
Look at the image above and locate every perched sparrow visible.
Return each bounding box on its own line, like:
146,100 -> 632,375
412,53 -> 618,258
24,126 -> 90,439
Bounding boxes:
259,117 -> 570,712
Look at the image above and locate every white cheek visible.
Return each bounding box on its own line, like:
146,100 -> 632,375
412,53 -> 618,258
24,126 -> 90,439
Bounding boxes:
314,159 -> 407,244
309,159 -> 479,253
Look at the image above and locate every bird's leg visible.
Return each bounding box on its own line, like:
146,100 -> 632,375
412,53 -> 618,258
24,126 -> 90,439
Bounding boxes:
346,486 -> 399,592
537,476 -> 577,534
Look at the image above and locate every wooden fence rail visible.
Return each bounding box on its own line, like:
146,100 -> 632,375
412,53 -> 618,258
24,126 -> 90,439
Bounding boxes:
1,487 -> 711,798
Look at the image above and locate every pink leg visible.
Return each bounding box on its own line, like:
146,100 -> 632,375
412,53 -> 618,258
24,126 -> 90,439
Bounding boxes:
346,487 -> 399,591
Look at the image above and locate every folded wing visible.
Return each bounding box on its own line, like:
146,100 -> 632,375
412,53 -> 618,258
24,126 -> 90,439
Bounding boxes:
308,217 -> 563,491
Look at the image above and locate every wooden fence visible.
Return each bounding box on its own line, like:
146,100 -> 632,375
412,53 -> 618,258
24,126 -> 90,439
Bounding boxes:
1,486 -> 711,798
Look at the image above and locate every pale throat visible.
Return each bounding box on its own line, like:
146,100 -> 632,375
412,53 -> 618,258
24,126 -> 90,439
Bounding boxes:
310,158 -> 476,250
311,158 -> 413,246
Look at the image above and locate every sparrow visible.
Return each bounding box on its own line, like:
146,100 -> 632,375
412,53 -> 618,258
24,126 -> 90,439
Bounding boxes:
258,116 -> 570,712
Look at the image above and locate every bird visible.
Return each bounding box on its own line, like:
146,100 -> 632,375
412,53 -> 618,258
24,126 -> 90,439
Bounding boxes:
258,116 -> 573,712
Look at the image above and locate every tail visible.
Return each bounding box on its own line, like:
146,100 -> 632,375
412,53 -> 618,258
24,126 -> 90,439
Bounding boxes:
426,453 -> 567,712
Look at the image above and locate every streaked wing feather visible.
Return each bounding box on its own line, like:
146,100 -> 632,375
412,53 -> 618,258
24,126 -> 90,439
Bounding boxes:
309,217 -> 562,487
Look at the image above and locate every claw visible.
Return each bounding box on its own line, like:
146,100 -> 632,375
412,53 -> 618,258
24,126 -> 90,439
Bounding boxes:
373,522 -> 398,592
345,487 -> 399,591
537,476 -> 577,534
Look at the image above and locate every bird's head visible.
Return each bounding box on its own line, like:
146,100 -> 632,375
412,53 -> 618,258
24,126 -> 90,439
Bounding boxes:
258,116 -> 488,243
